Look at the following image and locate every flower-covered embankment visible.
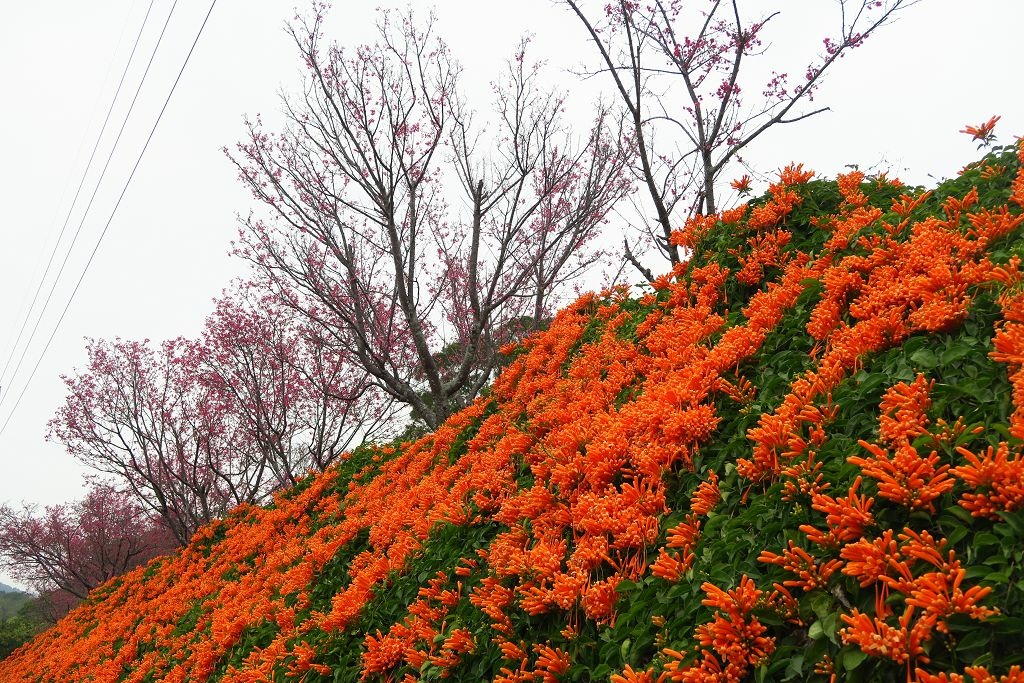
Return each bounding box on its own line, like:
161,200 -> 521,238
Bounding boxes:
3,138 -> 1024,682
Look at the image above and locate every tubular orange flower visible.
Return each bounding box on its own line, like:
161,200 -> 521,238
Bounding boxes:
758,541 -> 842,592
904,567 -> 997,632
664,576 -> 777,681
778,163 -> 815,186
877,374 -> 934,444
730,174 -> 753,194
952,443 -> 1024,518
837,170 -> 869,207
960,115 -> 1000,143
666,514 -> 702,552
849,441 -> 953,513
840,529 -> 902,588
689,472 -> 720,515
651,548 -> 695,583
781,451 -> 830,502
534,644 -> 570,682
839,606 -> 933,667
611,665 -> 665,683
800,476 -> 875,548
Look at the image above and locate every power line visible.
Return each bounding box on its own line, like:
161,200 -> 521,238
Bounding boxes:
0,0 -> 220,438
0,0 -> 181,412
0,0 -> 156,390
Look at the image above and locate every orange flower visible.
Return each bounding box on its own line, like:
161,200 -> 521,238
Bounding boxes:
781,451 -> 830,502
533,644 -> 570,682
800,476 -> 875,548
837,170 -> 868,207
650,548 -> 694,582
730,174 -> 753,195
666,514 -> 701,552
758,541 -> 842,592
960,115 -> 1000,144
877,375 -> 933,444
952,443 -> 1024,518
904,566 -> 997,632
839,606 -> 932,666
849,441 -> 953,513
840,529 -> 901,588
689,472 -> 720,515
611,665 -> 665,683
670,576 -> 776,681
778,163 -> 815,186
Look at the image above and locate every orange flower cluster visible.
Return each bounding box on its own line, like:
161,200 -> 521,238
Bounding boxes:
491,643 -> 570,683
839,527 -> 997,675
361,570 -> 472,678
961,115 -> 1001,143
916,665 -> 1024,683
660,576 -> 774,682
799,476 -> 874,548
733,229 -> 792,285
848,376 -> 954,513
745,171 -> 1017,487
952,442 -> 1024,518
743,164 -> 813,231
758,541 -> 842,592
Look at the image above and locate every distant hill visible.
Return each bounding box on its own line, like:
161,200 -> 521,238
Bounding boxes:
0,591 -> 30,621
0,583 -> 22,595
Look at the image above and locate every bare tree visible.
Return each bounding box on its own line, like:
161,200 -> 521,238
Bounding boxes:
564,0 -> 918,275
230,9 -> 630,429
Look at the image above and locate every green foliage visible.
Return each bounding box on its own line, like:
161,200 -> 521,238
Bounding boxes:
0,599 -> 45,661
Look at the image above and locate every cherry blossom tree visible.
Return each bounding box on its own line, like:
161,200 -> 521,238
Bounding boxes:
194,285 -> 396,488
49,290 -> 391,544
230,8 -> 631,429
564,0 -> 918,276
49,337 -> 247,546
0,483 -> 175,620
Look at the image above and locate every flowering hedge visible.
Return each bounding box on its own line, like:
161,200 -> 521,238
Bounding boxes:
3,139 -> 1024,682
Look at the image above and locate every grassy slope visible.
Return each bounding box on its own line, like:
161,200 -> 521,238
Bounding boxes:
2,141 -> 1024,682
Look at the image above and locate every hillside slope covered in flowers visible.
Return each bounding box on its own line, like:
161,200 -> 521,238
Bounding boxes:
4,140 -> 1024,682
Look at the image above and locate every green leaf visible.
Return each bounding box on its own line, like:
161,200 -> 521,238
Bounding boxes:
941,345 -> 972,365
784,655 -> 805,681
997,509 -> 1024,536
910,348 -> 938,369
839,647 -> 869,671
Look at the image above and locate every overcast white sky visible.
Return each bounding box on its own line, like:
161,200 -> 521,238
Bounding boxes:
0,0 -> 1021,587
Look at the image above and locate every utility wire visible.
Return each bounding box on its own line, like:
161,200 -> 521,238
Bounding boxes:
0,0 -> 180,412
0,0 -> 220,437
0,0 -> 156,391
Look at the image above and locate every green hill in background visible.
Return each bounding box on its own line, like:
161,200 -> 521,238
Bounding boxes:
0,591 -> 30,621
